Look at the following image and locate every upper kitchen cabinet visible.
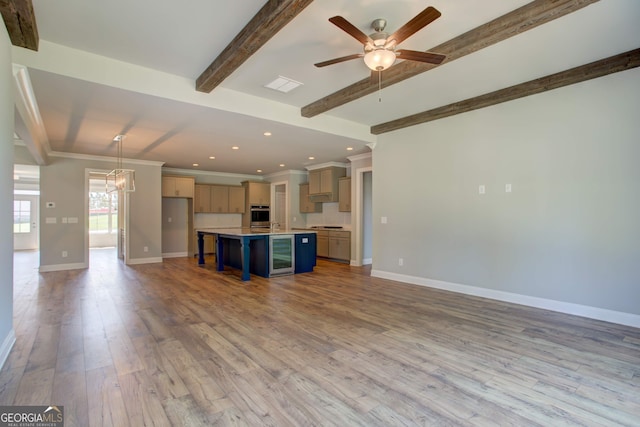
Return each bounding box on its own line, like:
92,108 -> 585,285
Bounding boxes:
211,185 -> 229,213
162,176 -> 194,198
194,184 -> 245,214
243,181 -> 270,206
228,186 -> 246,213
194,184 -> 211,212
308,166 -> 346,202
299,183 -> 322,213
338,177 -> 351,212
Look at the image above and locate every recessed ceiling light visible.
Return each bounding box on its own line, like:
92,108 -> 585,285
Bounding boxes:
263,132 -> 272,136
257,169 -> 262,173
264,76 -> 303,93
308,156 -> 315,160
347,147 -> 353,151
209,156 -> 215,160
193,163 -> 199,167
279,164 -> 285,167
232,146 -> 239,150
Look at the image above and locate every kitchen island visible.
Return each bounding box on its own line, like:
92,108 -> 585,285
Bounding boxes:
196,228 -> 317,281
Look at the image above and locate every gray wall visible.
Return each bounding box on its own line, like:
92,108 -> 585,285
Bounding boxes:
162,197 -> 189,254
39,155 -> 162,268
373,68 -> 640,316
0,22 -> 14,361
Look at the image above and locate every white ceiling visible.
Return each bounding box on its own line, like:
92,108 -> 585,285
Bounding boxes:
13,0 -> 640,176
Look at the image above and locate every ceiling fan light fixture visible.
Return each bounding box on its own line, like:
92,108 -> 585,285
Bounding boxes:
364,48 -> 396,71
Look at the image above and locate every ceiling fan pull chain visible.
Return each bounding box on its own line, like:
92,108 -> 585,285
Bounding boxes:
378,70 -> 382,102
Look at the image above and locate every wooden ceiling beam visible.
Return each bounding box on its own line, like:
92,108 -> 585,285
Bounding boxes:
0,0 -> 39,51
371,48 -> 640,135
301,0 -> 599,118
196,0 -> 314,93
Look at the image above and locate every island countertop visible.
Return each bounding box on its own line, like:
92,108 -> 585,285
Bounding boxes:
196,227 -> 317,236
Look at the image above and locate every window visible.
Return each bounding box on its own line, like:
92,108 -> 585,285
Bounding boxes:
13,200 -> 31,233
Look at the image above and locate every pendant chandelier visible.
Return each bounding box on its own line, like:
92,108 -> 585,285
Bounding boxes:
106,134 -> 135,193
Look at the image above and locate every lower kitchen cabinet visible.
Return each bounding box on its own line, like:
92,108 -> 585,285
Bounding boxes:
317,232 -> 329,257
329,230 -> 350,261
316,230 -> 350,262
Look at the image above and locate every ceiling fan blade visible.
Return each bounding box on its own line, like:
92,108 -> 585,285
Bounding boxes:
329,16 -> 372,45
314,53 -> 363,68
388,6 -> 441,45
396,49 -> 446,65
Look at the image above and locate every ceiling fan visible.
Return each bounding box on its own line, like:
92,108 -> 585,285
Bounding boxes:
315,6 -> 446,73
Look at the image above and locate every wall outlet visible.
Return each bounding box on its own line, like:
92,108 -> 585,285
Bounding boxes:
381,216 -> 388,224
398,258 -> 404,266
479,185 -> 486,195
505,183 -> 512,193
62,251 -> 68,258
168,217 -> 172,223
143,246 -> 149,253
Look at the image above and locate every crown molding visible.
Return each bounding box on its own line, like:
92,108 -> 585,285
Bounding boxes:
347,152 -> 372,162
265,169 -> 308,180
161,167 -> 261,181
305,161 -> 349,171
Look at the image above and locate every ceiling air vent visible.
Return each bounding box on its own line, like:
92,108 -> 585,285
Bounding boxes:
264,76 -> 303,93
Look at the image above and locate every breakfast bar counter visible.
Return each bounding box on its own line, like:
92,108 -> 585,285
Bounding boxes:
196,228 -> 317,281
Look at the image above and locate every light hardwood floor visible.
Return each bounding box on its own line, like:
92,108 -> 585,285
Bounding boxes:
1,249 -> 639,426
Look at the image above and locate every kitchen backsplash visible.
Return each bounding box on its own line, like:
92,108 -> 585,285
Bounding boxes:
306,202 -> 351,228
194,213 -> 242,229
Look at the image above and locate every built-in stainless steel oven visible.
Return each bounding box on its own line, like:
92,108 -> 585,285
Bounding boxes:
250,205 -> 270,228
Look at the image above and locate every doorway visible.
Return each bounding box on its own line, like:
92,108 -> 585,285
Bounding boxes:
362,171 -> 372,264
13,195 -> 39,251
88,177 -> 118,249
271,182 -> 288,229
353,166 -> 373,266
86,170 -> 126,264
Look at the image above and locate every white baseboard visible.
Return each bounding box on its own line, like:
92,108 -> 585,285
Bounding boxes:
162,252 -> 188,259
371,269 -> 640,329
127,257 -> 163,265
363,258 -> 372,265
0,329 -> 16,371
39,262 -> 88,272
